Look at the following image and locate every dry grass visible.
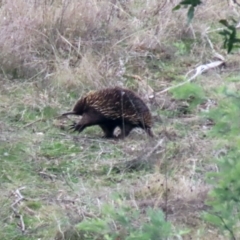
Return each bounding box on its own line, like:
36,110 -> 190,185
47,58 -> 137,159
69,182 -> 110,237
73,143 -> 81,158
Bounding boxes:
0,0 -> 239,239
0,0 -> 231,81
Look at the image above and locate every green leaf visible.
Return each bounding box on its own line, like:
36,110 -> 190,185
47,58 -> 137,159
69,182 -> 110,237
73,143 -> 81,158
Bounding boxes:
187,5 -> 195,24
219,19 -> 230,27
172,0 -> 202,19
172,4 -> 181,11
219,18 -> 240,54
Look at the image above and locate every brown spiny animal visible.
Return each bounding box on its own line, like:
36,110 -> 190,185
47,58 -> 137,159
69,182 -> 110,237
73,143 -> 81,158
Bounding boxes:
62,87 -> 154,138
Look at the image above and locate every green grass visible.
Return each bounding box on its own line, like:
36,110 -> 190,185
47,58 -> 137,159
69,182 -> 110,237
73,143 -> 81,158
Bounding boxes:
0,69 -> 218,239
1,62 -> 230,239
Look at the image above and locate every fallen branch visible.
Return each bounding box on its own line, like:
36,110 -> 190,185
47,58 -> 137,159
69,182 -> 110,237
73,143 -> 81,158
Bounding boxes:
160,60 -> 224,94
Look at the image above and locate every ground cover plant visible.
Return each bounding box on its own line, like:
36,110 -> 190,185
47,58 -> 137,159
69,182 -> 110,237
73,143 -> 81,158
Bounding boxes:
1,0 -> 240,239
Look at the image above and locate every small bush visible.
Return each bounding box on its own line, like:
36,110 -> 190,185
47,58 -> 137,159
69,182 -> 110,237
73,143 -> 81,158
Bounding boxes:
75,203 -> 172,240
205,87 -> 240,239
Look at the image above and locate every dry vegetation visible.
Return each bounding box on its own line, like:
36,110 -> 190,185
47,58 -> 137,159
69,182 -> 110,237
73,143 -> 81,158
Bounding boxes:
0,0 -> 240,239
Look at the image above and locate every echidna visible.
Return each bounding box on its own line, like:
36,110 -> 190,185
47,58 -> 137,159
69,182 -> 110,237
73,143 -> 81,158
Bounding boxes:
62,87 -> 154,138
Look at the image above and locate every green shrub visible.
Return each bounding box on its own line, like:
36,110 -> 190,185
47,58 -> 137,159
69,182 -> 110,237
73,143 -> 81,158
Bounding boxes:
204,87 -> 240,239
76,203 -> 172,240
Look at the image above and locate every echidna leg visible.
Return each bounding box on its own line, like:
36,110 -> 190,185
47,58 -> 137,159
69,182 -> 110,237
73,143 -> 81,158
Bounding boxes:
99,124 -> 116,138
69,113 -> 102,134
119,123 -> 134,138
145,128 -> 154,137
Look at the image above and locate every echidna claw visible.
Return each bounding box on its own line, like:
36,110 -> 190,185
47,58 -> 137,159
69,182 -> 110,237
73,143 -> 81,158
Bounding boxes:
69,122 -> 77,132
68,122 -> 84,133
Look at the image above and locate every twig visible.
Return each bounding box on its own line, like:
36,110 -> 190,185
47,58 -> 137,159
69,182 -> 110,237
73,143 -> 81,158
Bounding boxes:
204,30 -> 225,61
11,187 -> 26,233
11,187 -> 25,211
145,138 -> 164,159
22,119 -> 45,128
19,215 -> 26,233
38,171 -> 57,180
